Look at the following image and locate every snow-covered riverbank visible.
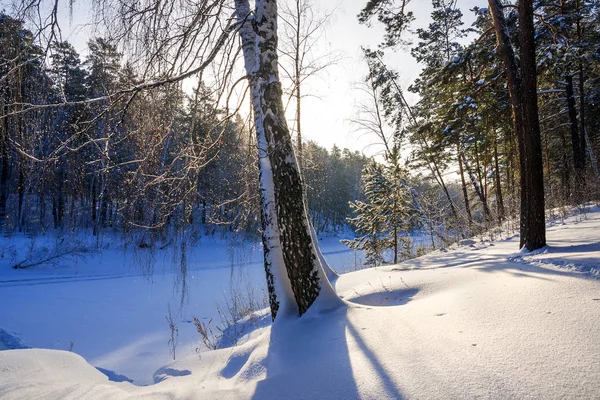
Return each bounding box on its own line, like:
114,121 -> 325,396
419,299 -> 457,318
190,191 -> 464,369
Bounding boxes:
1,207 -> 599,399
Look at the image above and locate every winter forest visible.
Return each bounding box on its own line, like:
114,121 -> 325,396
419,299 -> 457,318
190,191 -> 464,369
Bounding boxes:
1,0 -> 599,399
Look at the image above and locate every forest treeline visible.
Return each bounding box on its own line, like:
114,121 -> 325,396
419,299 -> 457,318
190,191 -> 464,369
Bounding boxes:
1,0 -> 600,265
0,14 -> 369,240
353,0 -> 600,254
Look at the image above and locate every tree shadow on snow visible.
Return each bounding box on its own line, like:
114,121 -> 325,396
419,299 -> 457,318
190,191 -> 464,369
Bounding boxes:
543,241 -> 600,254
250,307 -> 406,400
471,256 -> 597,281
345,287 -> 419,307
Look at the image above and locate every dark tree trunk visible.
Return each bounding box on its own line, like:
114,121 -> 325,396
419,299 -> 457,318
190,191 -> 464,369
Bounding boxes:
493,135 -> 505,222
393,226 -> 398,264
458,143 -> 472,228
489,0 -> 546,250
578,64 -> 586,169
576,0 -> 587,169
565,75 -> 584,202
504,128 -> 516,214
91,177 -> 97,234
39,193 -> 45,230
463,153 -> 492,221
17,156 -> 24,232
433,162 -> 460,221
55,169 -> 65,229
474,141 -> 485,205
517,0 -> 546,250
488,0 -> 528,248
560,128 -> 571,204
0,116 -> 9,232
100,191 -> 109,228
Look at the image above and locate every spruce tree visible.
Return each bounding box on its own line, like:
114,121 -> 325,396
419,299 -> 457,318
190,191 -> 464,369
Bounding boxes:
344,150 -> 411,267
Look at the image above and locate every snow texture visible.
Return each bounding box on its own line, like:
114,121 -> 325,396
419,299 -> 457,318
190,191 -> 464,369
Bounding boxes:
1,207 -> 600,399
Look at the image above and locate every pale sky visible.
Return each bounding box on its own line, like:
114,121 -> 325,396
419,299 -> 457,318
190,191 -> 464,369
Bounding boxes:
290,0 -> 484,156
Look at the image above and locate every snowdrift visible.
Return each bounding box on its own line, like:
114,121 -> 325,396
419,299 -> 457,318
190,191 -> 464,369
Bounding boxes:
1,208 -> 599,399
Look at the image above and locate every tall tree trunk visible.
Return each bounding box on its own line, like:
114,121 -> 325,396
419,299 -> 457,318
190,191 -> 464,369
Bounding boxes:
576,0 -> 586,170
462,153 -> 492,220
0,114 -> 9,232
578,63 -> 586,169
488,0 -> 528,247
457,143 -> 472,229
517,0 -> 546,250
91,176 -> 97,233
17,155 -> 24,232
560,128 -> 571,204
393,226 -> 398,264
235,0 -> 340,320
565,75 -> 584,202
493,134 -> 505,222
432,161 -> 460,221
489,0 -> 546,250
473,140 -> 491,221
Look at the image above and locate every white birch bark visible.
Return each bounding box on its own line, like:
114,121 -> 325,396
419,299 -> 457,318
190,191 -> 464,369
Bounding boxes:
235,0 -> 296,319
234,0 -> 341,320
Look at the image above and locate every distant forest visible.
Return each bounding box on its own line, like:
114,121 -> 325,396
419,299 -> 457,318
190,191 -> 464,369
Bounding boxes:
0,17 -> 371,240
1,0 -> 600,262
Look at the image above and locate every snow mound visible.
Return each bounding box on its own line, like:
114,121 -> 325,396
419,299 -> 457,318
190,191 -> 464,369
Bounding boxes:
0,349 -> 133,399
1,208 -> 600,399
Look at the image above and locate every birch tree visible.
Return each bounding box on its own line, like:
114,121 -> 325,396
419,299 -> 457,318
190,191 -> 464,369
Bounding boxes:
278,0 -> 337,170
234,0 -> 341,319
6,0 -> 343,319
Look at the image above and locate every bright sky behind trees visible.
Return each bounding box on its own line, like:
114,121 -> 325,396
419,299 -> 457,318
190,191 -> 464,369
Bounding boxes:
39,0 -> 482,156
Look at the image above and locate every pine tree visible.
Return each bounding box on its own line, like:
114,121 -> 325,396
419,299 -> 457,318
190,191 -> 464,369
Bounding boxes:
344,153 -> 411,267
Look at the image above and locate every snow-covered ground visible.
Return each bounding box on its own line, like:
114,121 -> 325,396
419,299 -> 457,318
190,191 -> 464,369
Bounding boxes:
1,207 -> 599,399
0,231 -> 368,384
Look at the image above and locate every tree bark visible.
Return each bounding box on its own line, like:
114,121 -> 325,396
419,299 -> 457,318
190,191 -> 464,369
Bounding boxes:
462,152 -> 492,220
565,75 -> 584,202
457,143 -> 472,228
488,0 -> 546,250
493,134 -> 505,222
0,112 -> 9,232
488,0 -> 528,247
235,0 -> 340,320
517,0 -> 546,250
393,226 -> 398,264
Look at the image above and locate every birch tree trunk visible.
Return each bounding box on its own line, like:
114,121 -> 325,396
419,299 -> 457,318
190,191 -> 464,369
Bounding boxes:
234,0 -> 341,320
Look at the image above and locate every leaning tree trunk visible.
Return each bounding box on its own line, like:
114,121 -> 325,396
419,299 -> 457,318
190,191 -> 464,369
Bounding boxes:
235,0 -> 341,320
